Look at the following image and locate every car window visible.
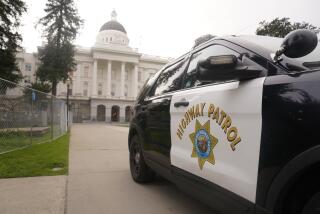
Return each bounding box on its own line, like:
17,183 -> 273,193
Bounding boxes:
149,58 -> 188,97
136,69 -> 162,101
184,45 -> 240,88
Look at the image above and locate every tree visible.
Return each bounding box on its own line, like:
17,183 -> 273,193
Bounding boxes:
29,81 -> 52,93
256,17 -> 320,38
23,81 -> 52,104
0,0 -> 26,83
37,0 -> 83,95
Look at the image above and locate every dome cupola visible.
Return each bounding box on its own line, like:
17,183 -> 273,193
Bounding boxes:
95,10 -> 129,46
99,10 -> 127,34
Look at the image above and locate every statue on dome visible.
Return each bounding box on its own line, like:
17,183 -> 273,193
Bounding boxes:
111,9 -> 117,21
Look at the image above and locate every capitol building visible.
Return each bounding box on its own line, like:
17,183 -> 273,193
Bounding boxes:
17,10 -> 170,123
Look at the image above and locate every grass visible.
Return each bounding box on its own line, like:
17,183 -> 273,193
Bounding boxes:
0,131 -> 52,153
0,125 -> 62,153
0,134 -> 70,178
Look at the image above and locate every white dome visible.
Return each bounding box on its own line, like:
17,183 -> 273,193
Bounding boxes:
96,29 -> 129,46
95,10 -> 129,47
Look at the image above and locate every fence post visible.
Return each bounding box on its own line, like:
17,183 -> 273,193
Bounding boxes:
30,90 -> 34,145
51,96 -> 54,141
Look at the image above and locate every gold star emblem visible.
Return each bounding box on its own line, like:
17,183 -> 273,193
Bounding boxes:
189,119 -> 218,170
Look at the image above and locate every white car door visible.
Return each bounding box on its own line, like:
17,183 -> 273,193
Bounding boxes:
170,44 -> 265,203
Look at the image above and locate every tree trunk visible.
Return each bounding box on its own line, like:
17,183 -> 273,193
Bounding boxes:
52,80 -> 57,96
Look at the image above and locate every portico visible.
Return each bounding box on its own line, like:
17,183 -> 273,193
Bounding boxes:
91,59 -> 139,99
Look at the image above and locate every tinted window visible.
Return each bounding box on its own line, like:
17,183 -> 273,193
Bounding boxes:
184,45 -> 239,88
150,59 -> 187,96
136,69 -> 161,101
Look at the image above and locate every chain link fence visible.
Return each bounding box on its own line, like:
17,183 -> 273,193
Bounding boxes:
0,77 -> 69,154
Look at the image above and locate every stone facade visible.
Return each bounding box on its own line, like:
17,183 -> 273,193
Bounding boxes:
16,10 -> 170,123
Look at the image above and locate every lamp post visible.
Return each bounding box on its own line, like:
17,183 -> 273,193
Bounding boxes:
66,78 -> 71,129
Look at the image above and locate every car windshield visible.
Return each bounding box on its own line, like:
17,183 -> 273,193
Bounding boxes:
241,35 -> 320,65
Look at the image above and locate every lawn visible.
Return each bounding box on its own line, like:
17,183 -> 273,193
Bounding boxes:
0,134 -> 69,178
0,131 -> 51,153
0,125 -> 63,153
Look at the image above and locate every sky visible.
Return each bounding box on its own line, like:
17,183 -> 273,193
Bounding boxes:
20,0 -> 320,58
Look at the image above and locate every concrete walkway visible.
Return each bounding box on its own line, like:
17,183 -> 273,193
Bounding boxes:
66,124 -> 213,214
0,175 -> 66,214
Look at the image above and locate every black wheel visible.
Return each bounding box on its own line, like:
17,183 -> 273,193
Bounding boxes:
283,189 -> 320,214
278,169 -> 320,214
129,135 -> 155,183
301,192 -> 320,214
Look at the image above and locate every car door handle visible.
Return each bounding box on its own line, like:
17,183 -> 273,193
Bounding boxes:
174,101 -> 189,107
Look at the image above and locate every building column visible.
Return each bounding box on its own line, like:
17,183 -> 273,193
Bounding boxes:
105,105 -> 111,122
73,63 -> 81,95
92,60 -> 98,97
90,103 -> 97,121
120,62 -> 125,98
76,65 -> 81,95
71,64 -> 80,95
132,64 -> 138,99
106,60 -> 112,97
119,105 -> 125,122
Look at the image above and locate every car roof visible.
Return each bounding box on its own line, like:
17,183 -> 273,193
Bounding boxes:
192,35 -> 284,61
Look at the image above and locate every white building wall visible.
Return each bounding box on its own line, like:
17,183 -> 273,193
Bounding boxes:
14,16 -> 170,123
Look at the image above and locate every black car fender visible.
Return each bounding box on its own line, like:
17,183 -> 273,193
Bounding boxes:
265,145 -> 320,211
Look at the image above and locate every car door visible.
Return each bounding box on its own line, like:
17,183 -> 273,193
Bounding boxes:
170,43 -> 266,203
142,58 -> 188,169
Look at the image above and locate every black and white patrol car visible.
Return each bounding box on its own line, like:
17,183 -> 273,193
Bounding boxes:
128,29 -> 320,214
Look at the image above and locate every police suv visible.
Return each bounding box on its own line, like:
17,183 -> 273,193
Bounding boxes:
128,30 -> 320,214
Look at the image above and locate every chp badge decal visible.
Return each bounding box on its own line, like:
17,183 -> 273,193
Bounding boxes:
189,119 -> 218,170
176,102 -> 242,169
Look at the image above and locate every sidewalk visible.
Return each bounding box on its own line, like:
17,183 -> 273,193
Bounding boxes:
0,124 -> 212,214
66,124 -> 212,214
0,175 -> 67,214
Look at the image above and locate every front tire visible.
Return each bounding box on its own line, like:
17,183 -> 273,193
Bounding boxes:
129,135 -> 155,183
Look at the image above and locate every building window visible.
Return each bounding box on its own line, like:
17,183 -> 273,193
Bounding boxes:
111,84 -> 115,96
25,63 -> 32,71
98,83 -> 103,96
138,71 -> 142,82
110,37 -> 112,42
83,66 -> 89,77
98,69 -> 103,79
83,89 -> 88,96
125,70 -> 128,81
124,84 -> 128,97
83,81 -> 88,96
106,37 -> 108,42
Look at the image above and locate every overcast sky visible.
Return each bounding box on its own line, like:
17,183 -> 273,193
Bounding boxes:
20,0 -> 320,58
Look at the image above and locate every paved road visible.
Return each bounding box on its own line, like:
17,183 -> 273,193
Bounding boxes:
67,124 -> 213,214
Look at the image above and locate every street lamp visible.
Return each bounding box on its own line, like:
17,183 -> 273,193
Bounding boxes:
66,77 -> 71,129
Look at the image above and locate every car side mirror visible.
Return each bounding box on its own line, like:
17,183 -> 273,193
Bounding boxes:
274,29 -> 318,61
196,55 -> 263,82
